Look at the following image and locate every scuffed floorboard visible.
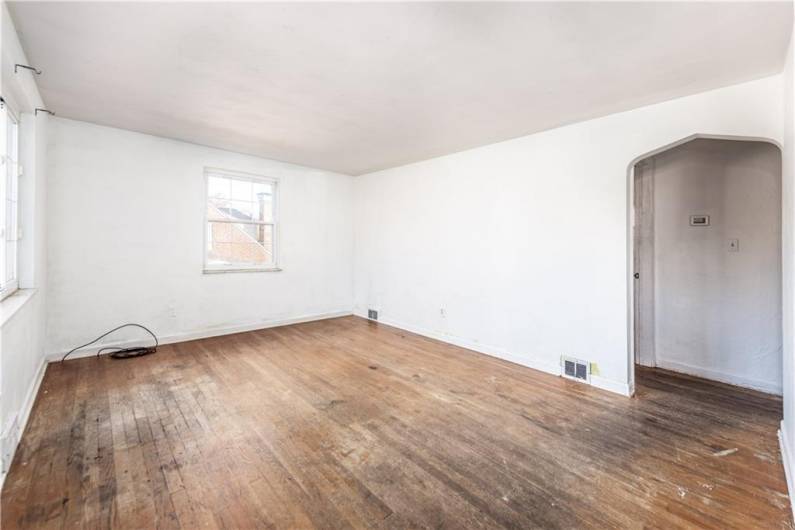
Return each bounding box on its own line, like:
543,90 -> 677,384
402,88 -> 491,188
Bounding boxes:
1,316 -> 791,528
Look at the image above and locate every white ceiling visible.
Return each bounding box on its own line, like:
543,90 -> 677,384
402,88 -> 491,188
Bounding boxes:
8,2 -> 793,175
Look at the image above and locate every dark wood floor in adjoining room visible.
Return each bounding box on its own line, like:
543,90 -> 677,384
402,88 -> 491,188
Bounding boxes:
1,316 -> 790,529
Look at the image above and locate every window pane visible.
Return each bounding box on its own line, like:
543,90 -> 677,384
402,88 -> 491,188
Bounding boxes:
0,233 -> 5,288
207,176 -> 230,200
8,200 -> 17,239
1,106 -> 18,293
230,178 -> 252,201
9,165 -> 17,200
208,198 -> 263,223
206,222 -> 273,268
207,177 -> 274,223
5,240 -> 16,284
254,182 -> 274,222
205,172 -> 277,271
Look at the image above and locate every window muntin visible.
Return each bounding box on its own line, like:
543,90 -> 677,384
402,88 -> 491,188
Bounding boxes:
0,104 -> 20,299
204,170 -> 278,272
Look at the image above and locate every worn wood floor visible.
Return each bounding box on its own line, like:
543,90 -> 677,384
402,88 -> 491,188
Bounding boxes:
1,316 -> 790,529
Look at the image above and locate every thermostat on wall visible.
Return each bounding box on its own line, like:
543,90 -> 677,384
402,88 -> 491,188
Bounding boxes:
690,215 -> 710,226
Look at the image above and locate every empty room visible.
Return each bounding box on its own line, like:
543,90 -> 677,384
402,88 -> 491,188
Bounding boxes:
1,1 -> 795,528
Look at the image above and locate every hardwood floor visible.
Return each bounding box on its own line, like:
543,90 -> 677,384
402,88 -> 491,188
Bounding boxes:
1,316 -> 790,529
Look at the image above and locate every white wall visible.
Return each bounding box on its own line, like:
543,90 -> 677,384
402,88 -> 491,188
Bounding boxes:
353,75 -> 784,395
778,13 -> 795,520
644,139 -> 781,393
0,2 -> 49,482
46,118 -> 354,356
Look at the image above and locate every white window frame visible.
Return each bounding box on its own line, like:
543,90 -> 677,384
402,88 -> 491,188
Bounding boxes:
202,167 -> 280,274
0,102 -> 20,301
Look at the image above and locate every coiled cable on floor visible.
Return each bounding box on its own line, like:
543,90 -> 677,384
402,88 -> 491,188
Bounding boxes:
60,323 -> 158,362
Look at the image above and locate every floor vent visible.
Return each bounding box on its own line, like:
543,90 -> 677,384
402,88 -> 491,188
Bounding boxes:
562,357 -> 589,382
367,309 -> 378,321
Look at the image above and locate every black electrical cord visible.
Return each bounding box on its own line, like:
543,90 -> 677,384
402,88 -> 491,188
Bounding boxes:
60,323 -> 158,362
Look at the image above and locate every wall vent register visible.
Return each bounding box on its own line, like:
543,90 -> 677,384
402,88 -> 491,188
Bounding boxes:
562,356 -> 589,382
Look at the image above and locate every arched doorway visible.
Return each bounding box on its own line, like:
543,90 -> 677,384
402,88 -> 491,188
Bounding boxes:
627,135 -> 783,395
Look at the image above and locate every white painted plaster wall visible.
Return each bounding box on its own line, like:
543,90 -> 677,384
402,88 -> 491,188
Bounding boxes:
779,14 -> 795,517
0,2 -> 49,483
46,118 -> 354,356
353,75 -> 784,396
645,139 -> 781,394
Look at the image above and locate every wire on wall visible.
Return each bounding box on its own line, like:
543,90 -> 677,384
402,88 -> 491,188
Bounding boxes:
60,323 -> 158,362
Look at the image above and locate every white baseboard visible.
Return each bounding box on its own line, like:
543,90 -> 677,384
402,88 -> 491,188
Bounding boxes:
47,310 -> 353,362
16,357 -> 47,447
656,358 -> 781,395
779,421 -> 795,521
355,311 -> 631,397
590,374 -> 632,396
0,354 -> 47,490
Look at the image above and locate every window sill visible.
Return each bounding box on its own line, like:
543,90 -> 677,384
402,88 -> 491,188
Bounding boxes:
0,288 -> 38,328
203,267 -> 283,274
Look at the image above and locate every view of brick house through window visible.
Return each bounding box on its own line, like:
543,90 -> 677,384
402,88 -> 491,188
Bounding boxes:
205,170 -> 277,271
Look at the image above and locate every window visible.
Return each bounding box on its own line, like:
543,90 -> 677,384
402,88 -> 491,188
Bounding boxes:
0,103 -> 20,300
204,169 -> 278,272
